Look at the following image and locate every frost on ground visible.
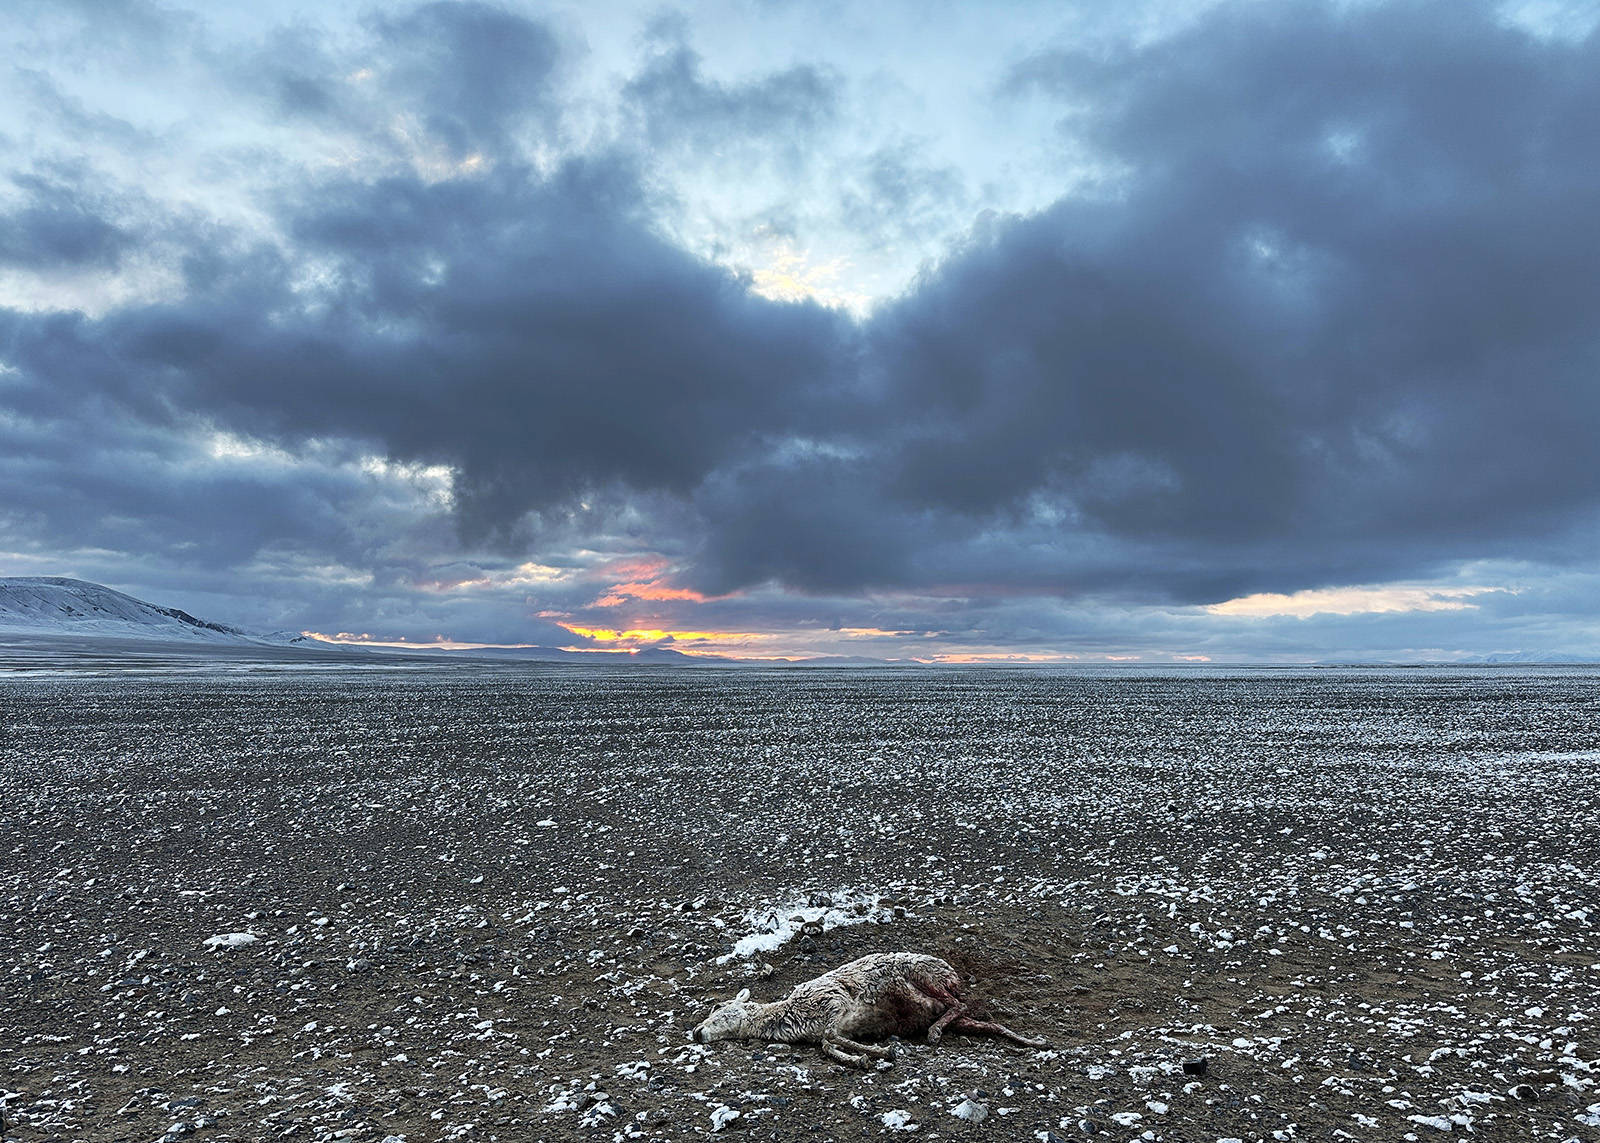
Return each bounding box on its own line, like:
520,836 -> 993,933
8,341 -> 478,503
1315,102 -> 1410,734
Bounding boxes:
718,889 -> 902,963
1,664 -> 1599,1142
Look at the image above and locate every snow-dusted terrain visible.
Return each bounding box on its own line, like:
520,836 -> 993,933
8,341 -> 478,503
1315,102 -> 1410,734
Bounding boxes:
2,665 -> 1598,1141
0,577 -> 307,646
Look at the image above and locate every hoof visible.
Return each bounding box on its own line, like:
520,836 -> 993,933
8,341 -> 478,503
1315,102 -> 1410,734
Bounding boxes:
926,1028 -> 943,1044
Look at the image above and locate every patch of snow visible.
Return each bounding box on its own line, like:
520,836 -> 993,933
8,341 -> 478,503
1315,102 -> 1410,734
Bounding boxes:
1406,1114 -> 1453,1131
717,889 -> 902,962
203,932 -> 258,951
950,1099 -> 987,1123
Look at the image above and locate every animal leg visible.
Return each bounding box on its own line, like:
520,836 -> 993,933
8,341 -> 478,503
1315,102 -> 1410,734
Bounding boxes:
818,1037 -> 871,1070
926,998 -> 965,1043
833,1035 -> 896,1061
950,1015 -> 1048,1048
913,977 -> 968,1044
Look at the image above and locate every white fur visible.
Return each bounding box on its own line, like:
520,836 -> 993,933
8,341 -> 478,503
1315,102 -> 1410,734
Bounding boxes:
690,952 -> 1045,1069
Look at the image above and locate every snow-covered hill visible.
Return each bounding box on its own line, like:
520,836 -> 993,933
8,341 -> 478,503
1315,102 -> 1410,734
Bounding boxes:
0,577 -> 308,646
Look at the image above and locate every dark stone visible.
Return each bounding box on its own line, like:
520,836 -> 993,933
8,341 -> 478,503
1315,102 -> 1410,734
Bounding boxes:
1182,1057 -> 1209,1076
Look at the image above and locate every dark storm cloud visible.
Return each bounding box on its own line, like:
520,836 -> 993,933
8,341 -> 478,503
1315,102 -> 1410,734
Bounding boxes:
916,0 -> 1600,597
623,31 -> 838,163
233,26 -> 349,123
0,373 -> 418,578
5,0 -> 1600,621
693,455 -> 916,593
0,169 -> 132,270
699,0 -> 1600,602
0,153 -> 851,549
370,1 -> 565,156
233,160 -> 843,541
231,2 -> 564,152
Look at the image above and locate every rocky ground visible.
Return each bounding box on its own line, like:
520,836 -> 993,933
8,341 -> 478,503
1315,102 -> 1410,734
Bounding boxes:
1,664 -> 1598,1143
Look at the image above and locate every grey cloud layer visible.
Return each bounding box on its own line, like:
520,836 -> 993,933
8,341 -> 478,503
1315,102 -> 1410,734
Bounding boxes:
0,169 -> 133,270
3,0 -> 1600,640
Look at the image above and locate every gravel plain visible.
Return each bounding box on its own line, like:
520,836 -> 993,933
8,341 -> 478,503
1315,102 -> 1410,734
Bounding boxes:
2,663 -> 1598,1143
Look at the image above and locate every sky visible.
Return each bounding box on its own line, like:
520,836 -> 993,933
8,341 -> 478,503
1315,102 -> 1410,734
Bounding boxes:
3,0 -> 1600,663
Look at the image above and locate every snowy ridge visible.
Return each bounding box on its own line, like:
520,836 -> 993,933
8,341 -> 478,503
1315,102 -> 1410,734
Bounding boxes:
0,577 -> 302,646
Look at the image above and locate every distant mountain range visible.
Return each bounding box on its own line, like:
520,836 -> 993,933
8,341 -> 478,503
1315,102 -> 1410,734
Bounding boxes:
1476,650 -> 1600,665
1307,651 -> 1600,667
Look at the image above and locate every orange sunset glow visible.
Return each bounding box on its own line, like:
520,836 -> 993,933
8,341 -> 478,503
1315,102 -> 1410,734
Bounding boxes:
557,622 -> 774,651
590,581 -> 720,607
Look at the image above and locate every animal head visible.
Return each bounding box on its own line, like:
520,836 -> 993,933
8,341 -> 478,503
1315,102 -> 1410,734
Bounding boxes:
691,988 -> 753,1043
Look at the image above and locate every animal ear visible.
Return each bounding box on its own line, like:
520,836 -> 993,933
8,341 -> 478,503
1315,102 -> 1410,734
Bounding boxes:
735,988 -> 751,1003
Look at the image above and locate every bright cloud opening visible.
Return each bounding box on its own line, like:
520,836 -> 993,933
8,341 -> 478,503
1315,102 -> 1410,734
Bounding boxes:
1206,584 -> 1504,618
741,239 -> 871,312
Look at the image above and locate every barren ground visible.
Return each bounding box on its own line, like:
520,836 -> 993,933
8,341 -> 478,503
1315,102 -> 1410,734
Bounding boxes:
2,664 -> 1598,1142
